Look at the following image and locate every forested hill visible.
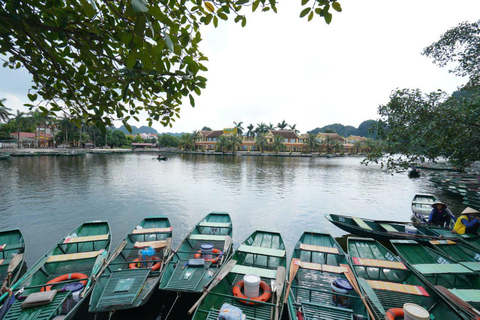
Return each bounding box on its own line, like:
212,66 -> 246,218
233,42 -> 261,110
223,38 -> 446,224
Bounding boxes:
117,125 -> 159,135
308,120 -> 377,138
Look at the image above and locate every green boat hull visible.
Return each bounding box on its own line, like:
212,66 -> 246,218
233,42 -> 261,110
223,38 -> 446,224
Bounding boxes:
348,237 -> 466,319
2,221 -> 111,320
89,216 -> 172,312
159,212 -> 233,293
0,228 -> 26,289
192,230 -> 287,320
286,231 -> 370,320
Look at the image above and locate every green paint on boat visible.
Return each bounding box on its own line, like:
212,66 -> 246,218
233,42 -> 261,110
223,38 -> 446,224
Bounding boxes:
0,228 -> 26,290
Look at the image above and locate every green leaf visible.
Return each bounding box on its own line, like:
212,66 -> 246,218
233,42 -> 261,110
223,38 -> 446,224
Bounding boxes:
134,15 -> 146,37
241,16 -> 247,27
217,12 -> 228,20
252,0 -> 260,12
165,33 -> 174,52
213,16 -> 218,27
300,7 -> 311,18
308,11 -> 314,21
301,0 -> 309,5
324,11 -> 332,24
236,0 -> 249,4
132,0 -> 148,13
126,52 -> 136,68
332,2 -> 342,12
27,93 -> 37,101
189,94 -> 195,107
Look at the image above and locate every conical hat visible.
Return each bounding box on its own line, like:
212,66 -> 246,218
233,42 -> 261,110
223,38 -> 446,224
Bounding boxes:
431,202 -> 447,209
462,207 -> 480,215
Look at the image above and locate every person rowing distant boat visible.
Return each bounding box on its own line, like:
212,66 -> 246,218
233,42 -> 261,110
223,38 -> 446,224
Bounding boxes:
453,207 -> 480,235
428,202 -> 455,227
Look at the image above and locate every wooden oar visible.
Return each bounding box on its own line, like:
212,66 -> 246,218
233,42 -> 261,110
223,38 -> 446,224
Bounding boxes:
1,254 -> 24,290
357,277 -> 384,315
159,237 -> 172,274
340,264 -> 375,320
284,258 -> 300,304
80,240 -> 126,298
188,259 -> 237,315
219,235 -> 232,265
273,266 -> 286,320
435,285 -> 480,319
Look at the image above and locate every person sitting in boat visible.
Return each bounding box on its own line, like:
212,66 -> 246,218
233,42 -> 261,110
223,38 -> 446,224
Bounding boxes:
453,207 -> 480,235
428,202 -> 454,227
157,154 -> 162,159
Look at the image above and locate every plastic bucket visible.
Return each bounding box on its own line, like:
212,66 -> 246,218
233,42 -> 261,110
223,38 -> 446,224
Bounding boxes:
405,225 -> 418,234
403,303 -> 429,320
62,282 -> 84,313
331,279 -> 353,308
243,274 -> 261,298
201,243 -> 214,260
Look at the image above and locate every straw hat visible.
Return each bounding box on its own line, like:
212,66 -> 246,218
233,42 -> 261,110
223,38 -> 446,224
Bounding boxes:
431,202 -> 447,209
462,207 -> 480,215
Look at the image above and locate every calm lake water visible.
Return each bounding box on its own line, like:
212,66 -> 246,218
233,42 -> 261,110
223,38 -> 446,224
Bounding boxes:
0,153 -> 464,319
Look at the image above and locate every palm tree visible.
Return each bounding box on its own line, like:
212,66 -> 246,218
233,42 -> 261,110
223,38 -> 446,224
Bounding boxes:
306,133 -> 321,153
271,135 -> 285,154
353,140 -> 364,154
268,123 -> 276,130
179,133 -> 193,150
255,122 -> 268,135
325,136 -> 334,154
233,121 -> 244,135
29,109 -> 45,148
12,110 -> 29,148
192,130 -> 202,151
246,124 -> 255,138
277,120 -> 288,130
255,133 -> 268,153
217,135 -> 230,154
333,141 -> 344,154
59,116 -> 74,147
0,99 -> 13,123
289,124 -> 299,133
229,134 -> 243,154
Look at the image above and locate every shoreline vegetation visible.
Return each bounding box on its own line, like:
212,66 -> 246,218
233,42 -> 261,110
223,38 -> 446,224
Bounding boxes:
0,148 -> 367,158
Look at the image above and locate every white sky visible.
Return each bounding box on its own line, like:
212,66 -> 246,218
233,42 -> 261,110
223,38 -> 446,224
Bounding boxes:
1,0 -> 479,134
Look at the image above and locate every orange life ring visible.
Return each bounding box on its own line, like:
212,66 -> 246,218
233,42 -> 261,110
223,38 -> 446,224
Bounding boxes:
193,248 -> 221,264
232,280 -> 271,305
385,308 -> 404,320
41,273 -> 88,292
129,256 -> 162,271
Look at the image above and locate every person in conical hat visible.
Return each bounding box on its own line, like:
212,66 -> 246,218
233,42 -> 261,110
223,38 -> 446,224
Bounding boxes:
428,202 -> 453,227
453,207 -> 480,235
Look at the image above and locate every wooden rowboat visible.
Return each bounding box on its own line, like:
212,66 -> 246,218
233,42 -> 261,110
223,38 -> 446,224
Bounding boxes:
411,193 -> 437,223
348,237 -> 467,319
392,239 -> 480,319
89,216 -> 172,313
191,229 -> 287,320
285,231 -> 370,320
0,221 -> 111,320
0,229 -> 25,292
159,212 -> 233,293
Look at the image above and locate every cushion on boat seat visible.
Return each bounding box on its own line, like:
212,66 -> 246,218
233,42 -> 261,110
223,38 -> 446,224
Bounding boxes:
366,280 -> 429,296
46,250 -> 103,263
198,222 -> 231,228
131,227 -> 172,234
63,234 -> 109,244
0,244 -> 5,251
237,245 -> 285,257
299,244 -> 339,254
21,290 -> 57,309
134,240 -> 166,249
429,240 -> 456,245
294,260 -> 347,274
412,263 -> 473,274
188,234 -> 226,241
352,257 -> 407,270
449,289 -> 480,303
231,265 -> 277,279
352,217 -> 372,230
0,259 -> 4,265
459,261 -> 480,272
379,223 -> 398,232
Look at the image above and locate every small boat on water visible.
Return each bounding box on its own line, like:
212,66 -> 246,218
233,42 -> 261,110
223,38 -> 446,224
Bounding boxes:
191,230 -> 287,320
325,213 -> 453,242
0,153 -> 10,159
89,216 -> 172,313
159,212 -> 233,293
411,193 -> 437,223
392,239 -> 480,319
157,156 -> 167,161
348,237 -> 467,319
0,229 -> 26,292
285,231 -> 370,320
0,221 -> 111,320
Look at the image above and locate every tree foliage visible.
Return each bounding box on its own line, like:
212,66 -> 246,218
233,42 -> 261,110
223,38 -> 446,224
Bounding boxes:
1,0 -> 341,130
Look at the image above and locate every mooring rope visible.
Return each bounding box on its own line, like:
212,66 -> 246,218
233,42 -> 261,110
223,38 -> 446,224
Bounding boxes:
165,292 -> 181,320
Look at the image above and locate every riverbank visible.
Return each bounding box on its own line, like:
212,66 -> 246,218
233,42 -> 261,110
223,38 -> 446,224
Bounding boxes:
0,147 -> 366,158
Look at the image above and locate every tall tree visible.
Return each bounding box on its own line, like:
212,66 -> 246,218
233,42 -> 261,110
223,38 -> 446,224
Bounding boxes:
255,134 -> 268,153
306,133 -> 320,153
216,135 -> 230,154
288,124 -> 299,133
246,123 -> 255,138
233,121 -> 244,135
255,123 -> 268,135
192,130 -> 202,151
271,135 -> 285,154
12,110 -> 29,148
229,134 -> 243,154
268,123 -> 276,130
277,120 -> 288,130
0,1 -> 341,129
0,99 -> 13,123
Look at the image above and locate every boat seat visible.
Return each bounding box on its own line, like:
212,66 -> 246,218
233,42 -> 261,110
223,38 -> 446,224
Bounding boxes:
0,244 -> 5,251
198,222 -> 231,228
366,280 -> 429,296
412,263 -> 473,274
459,261 -> 480,272
134,240 -> 166,249
352,257 -> 407,270
302,301 -> 354,320
295,260 -> 347,274
429,240 -> 456,245
46,250 -> 103,263
189,234 -> 226,241
352,217 -> 372,230
0,259 -> 4,265
449,289 -> 480,303
131,227 -> 172,234
63,234 -> 109,244
237,245 -> 285,258
379,223 -> 397,232
231,265 -> 277,279
299,244 -> 339,254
